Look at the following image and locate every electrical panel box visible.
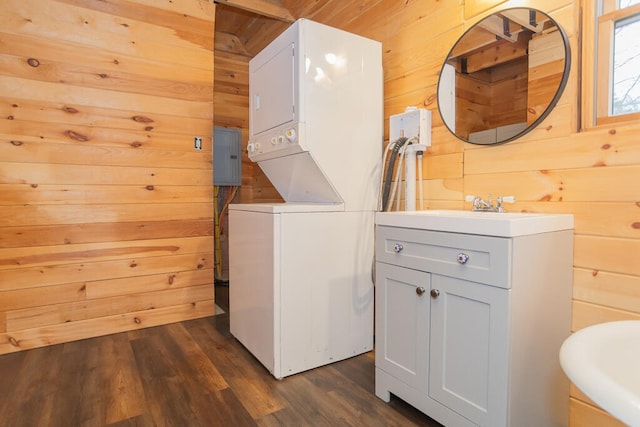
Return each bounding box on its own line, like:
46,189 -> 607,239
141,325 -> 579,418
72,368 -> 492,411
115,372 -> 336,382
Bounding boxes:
214,127 -> 242,186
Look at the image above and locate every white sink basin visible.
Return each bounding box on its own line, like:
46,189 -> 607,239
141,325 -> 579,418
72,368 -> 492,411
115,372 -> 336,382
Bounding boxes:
560,321 -> 640,426
375,210 -> 573,237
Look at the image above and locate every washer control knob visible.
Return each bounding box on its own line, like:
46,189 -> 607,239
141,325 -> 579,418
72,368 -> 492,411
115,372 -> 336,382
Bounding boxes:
285,128 -> 297,142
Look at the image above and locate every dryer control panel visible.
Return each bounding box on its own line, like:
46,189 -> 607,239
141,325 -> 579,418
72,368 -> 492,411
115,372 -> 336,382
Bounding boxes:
248,122 -> 307,162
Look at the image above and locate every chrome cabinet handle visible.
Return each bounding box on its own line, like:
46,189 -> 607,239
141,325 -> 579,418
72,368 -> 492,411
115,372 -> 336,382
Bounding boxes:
393,243 -> 404,253
430,289 -> 440,299
416,286 -> 426,296
456,252 -> 470,264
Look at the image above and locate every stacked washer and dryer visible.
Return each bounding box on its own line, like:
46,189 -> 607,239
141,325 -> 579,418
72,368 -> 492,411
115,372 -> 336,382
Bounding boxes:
228,19 -> 383,379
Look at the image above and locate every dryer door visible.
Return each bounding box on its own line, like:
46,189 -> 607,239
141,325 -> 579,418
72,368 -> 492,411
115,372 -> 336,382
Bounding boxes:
250,42 -> 295,136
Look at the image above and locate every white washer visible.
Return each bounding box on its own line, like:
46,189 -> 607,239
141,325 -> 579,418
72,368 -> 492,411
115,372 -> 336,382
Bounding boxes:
229,203 -> 375,378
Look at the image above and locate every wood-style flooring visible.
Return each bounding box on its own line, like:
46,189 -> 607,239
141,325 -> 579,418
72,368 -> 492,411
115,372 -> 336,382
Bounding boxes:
0,285 -> 443,426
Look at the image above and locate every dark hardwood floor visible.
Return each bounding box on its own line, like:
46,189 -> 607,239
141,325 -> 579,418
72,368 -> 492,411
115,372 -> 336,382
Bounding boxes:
0,285 -> 443,426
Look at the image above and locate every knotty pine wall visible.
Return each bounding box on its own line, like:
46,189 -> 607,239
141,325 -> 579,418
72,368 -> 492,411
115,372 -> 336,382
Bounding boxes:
0,0 -> 216,354
233,0 -> 637,425
212,11 -> 283,280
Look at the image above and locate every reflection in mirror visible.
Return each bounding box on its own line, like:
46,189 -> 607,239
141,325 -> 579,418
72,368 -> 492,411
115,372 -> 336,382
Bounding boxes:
437,8 -> 570,145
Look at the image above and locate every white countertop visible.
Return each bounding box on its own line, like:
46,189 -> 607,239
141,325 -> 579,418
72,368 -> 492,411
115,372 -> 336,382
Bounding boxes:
375,210 -> 574,237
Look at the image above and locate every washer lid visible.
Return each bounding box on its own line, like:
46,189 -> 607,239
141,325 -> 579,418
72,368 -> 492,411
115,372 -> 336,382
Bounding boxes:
229,202 -> 344,214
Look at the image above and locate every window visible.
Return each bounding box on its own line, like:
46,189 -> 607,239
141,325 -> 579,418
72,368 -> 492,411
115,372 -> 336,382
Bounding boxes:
582,0 -> 640,127
610,11 -> 640,115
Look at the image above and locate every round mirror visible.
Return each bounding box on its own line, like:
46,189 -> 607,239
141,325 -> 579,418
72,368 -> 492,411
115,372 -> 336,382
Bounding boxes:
437,8 -> 571,145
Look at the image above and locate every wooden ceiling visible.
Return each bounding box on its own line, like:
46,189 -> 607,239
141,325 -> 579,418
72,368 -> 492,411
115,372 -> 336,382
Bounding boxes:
215,0 -> 295,21
213,0 -> 390,57
214,0 -> 295,57
214,1 -> 562,70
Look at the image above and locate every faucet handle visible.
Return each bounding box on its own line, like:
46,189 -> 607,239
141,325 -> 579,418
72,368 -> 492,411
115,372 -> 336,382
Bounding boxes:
464,195 -> 477,202
499,196 -> 516,204
496,196 -> 516,212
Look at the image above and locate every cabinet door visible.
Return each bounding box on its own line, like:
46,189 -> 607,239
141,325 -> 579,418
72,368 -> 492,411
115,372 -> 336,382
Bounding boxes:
375,262 -> 430,393
429,274 -> 510,427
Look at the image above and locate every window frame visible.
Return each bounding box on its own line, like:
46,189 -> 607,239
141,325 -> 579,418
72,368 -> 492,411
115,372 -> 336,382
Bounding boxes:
582,0 -> 640,128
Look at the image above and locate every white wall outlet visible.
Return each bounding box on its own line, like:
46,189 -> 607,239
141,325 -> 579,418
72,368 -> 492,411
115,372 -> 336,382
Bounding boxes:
389,107 -> 432,147
194,136 -> 203,151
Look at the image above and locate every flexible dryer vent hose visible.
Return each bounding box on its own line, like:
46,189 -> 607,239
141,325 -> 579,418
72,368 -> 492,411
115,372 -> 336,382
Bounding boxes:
381,137 -> 408,212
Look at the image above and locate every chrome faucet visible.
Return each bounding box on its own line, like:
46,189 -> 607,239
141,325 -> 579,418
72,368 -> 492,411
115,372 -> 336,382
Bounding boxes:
465,195 -> 516,212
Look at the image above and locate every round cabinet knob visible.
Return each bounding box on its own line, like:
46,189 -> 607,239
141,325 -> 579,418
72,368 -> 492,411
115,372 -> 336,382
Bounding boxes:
416,286 -> 426,296
247,142 -> 255,153
270,136 -> 277,145
430,289 -> 440,299
393,243 -> 404,253
456,252 -> 470,264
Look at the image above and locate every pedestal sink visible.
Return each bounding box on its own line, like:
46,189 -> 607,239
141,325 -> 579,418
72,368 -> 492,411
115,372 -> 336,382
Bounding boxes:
560,321 -> 640,426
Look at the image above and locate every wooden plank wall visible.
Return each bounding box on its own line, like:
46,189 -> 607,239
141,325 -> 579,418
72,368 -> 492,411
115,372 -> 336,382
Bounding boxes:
455,72 -> 493,140
257,0 -> 640,425
527,28 -> 567,125
455,58 -> 528,139
0,0 -> 216,354
212,8 -> 283,280
213,6 -> 284,204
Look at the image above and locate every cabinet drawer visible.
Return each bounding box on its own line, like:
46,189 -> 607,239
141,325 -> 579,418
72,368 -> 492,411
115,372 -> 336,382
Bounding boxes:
376,226 -> 511,288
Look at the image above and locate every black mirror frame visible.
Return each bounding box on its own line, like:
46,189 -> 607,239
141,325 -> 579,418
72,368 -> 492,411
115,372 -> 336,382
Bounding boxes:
437,7 -> 572,145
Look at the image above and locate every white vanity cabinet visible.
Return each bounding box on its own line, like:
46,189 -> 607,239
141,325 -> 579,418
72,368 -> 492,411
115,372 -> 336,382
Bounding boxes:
374,211 -> 573,427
